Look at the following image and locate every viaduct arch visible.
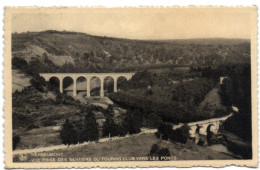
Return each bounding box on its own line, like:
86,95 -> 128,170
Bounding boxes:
173,113 -> 233,137
40,73 -> 135,97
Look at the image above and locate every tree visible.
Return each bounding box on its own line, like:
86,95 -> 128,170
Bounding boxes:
12,57 -> 28,69
83,53 -> 90,61
145,112 -> 162,128
59,119 -> 77,146
55,93 -> 62,104
123,111 -> 141,134
30,78 -> 44,92
219,64 -> 252,141
146,88 -> 153,95
75,120 -> 85,143
102,105 -> 121,137
149,144 -> 171,160
171,124 -> 190,143
157,122 -> 190,144
157,122 -> 173,140
83,111 -> 99,142
90,51 -> 95,58
43,52 -> 48,63
13,135 -> 21,150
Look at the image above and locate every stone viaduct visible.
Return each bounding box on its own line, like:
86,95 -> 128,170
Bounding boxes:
173,113 -> 233,138
40,73 -> 135,97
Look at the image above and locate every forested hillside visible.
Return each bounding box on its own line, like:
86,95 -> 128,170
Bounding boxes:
219,64 -> 252,142
12,30 -> 250,73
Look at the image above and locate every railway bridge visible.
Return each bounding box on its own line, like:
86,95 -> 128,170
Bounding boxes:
40,73 -> 135,97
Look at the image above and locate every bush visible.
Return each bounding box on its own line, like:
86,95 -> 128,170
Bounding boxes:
30,78 -> 44,93
42,117 -> 56,127
154,131 -> 161,139
158,122 -> 190,144
12,57 -> 28,69
103,123 -> 126,137
149,144 -> 160,156
55,93 -> 76,105
117,125 -> 127,136
146,88 -> 153,95
13,135 -> 21,150
145,112 -> 162,128
149,144 -> 171,160
157,122 -> 173,141
55,93 -> 63,104
169,124 -> 190,144
157,148 -> 171,159
26,124 -> 40,131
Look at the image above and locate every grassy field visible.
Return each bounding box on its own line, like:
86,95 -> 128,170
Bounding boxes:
14,133 -> 235,162
13,126 -> 61,150
13,103 -> 84,149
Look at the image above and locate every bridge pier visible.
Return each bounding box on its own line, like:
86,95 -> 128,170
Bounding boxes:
87,78 -> 91,97
100,78 -> 104,97
114,78 -> 117,92
173,113 -> 233,141
73,79 -> 77,96
59,78 -> 63,93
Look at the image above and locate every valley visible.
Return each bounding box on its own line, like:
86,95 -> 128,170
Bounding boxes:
11,30 -> 252,160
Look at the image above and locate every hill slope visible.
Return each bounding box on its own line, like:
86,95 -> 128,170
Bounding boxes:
12,30 -> 250,73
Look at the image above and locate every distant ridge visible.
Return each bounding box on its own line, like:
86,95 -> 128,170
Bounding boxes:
12,30 -> 250,73
14,30 -> 250,45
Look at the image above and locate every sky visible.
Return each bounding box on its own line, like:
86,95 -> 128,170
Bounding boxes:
11,7 -> 254,40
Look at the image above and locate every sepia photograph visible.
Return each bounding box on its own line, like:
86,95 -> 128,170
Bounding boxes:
4,7 -> 257,168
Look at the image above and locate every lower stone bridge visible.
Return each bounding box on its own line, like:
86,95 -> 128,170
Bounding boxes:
173,113 -> 233,138
40,73 -> 135,97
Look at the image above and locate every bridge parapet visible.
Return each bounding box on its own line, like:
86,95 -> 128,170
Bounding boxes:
40,73 -> 134,81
